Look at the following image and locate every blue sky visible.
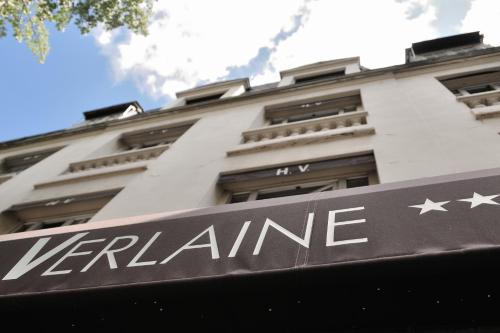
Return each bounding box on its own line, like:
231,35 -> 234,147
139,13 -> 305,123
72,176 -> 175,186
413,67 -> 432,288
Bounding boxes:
0,25 -> 166,142
1,0 -> 499,142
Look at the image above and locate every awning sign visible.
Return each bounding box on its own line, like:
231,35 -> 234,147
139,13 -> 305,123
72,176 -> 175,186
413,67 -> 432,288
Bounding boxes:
2,169 -> 500,297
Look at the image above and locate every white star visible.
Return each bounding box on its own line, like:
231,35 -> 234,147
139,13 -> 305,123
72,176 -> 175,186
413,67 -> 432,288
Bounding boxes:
458,192 -> 500,208
409,198 -> 450,215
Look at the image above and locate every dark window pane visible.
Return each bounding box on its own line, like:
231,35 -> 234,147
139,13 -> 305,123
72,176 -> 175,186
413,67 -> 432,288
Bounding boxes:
14,224 -> 32,233
257,185 -> 324,200
346,177 -> 369,188
40,221 -> 66,230
230,193 -> 250,203
270,118 -> 285,125
74,218 -> 91,225
294,70 -> 345,84
13,217 -> 91,233
185,93 -> 224,105
466,85 -> 494,94
287,109 -> 340,123
142,142 -> 160,149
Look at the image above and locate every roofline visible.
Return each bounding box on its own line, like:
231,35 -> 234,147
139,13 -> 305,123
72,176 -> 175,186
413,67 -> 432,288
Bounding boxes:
405,32 -> 484,63
83,101 -> 142,120
2,46 -> 500,150
411,31 -> 482,55
279,57 -> 360,78
175,78 -> 250,99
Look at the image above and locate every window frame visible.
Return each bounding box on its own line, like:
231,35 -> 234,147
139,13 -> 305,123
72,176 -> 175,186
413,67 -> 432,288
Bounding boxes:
439,69 -> 500,96
220,154 -> 378,205
293,69 -> 346,85
12,214 -> 93,233
5,189 -> 121,234
264,92 -> 363,125
227,176 -> 372,204
1,146 -> 63,176
119,121 -> 195,151
184,93 -> 225,106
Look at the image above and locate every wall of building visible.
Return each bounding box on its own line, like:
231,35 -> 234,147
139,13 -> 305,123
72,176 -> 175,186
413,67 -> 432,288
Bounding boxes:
2,52 -> 500,234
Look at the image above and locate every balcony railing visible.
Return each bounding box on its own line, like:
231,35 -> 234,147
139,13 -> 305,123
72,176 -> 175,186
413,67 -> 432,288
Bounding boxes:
227,111 -> 374,156
244,111 -> 368,143
457,89 -> 500,119
68,144 -> 169,173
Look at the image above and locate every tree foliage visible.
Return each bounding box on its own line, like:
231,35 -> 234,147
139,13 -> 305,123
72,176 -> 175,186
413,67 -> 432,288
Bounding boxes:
0,0 -> 153,63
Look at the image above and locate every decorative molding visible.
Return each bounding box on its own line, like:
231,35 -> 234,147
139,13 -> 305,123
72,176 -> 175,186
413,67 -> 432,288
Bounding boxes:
457,89 -> 500,119
34,165 -> 147,189
228,124 -> 375,157
68,145 -> 169,173
244,111 -> 368,142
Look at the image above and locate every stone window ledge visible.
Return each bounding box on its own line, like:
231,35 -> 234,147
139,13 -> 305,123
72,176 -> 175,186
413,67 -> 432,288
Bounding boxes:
227,125 -> 375,156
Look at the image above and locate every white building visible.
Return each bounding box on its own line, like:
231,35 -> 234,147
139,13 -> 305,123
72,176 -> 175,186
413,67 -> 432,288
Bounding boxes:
1,32 -> 500,331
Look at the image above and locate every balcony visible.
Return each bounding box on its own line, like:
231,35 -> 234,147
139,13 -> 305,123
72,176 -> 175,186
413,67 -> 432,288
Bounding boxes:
227,111 -> 374,156
68,144 -> 170,173
457,89 -> 500,119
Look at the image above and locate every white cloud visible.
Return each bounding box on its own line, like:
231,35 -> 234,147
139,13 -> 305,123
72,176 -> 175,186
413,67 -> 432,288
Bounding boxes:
95,29 -> 113,45
460,0 -> 500,46
253,0 -> 438,84
96,0 -> 305,98
94,0 -> 454,99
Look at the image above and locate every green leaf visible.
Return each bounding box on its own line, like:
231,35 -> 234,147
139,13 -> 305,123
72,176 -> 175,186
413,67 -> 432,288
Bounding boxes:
0,0 -> 154,62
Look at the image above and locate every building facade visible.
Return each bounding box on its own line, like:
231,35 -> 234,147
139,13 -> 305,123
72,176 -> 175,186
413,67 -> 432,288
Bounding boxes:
1,32 -> 500,236
2,32 -> 500,331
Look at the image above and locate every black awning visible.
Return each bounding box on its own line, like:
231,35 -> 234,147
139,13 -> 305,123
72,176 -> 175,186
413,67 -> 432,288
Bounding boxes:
4,168 -> 500,330
3,167 -> 500,299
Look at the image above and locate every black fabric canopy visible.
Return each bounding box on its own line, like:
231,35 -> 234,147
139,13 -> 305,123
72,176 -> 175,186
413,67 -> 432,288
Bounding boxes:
3,168 -> 500,330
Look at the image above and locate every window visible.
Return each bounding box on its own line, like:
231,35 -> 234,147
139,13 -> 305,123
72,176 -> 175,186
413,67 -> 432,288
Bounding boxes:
228,177 -> 369,203
68,122 -> 194,173
5,189 -> 120,233
294,70 -> 346,85
1,147 -> 61,176
219,153 -> 377,204
120,122 -> 194,150
82,102 -> 143,126
175,79 -> 249,106
265,93 -> 363,125
236,92 -> 365,146
440,70 -> 500,96
462,84 -> 495,95
14,215 -> 91,233
184,93 -> 225,106
229,92 -> 373,156
440,69 -> 500,119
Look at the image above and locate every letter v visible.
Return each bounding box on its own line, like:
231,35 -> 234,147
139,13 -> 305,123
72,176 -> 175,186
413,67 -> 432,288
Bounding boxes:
2,233 -> 88,280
